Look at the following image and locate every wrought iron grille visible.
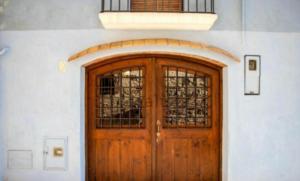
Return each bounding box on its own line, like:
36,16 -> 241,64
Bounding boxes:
95,67 -> 144,128
100,0 -> 215,13
163,66 -> 211,128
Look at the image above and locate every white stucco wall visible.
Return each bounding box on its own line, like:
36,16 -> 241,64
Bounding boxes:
0,30 -> 300,181
1,0 -> 300,32
245,0 -> 300,32
0,99 -> 3,180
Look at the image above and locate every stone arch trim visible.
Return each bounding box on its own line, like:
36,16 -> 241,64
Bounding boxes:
83,51 -> 227,68
68,38 -> 240,62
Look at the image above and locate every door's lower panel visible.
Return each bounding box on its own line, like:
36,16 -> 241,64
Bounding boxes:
157,138 -> 219,181
90,139 -> 152,181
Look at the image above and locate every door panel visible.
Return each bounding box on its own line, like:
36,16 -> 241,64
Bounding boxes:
87,58 -> 153,181
87,56 -> 221,181
155,58 -> 221,181
157,138 -> 214,181
94,139 -> 150,181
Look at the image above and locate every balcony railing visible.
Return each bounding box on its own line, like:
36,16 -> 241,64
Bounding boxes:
98,0 -> 217,30
100,0 -> 215,13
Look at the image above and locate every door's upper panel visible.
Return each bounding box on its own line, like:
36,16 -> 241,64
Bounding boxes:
95,66 -> 145,128
162,66 -> 212,128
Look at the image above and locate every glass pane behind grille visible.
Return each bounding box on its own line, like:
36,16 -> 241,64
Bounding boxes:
163,66 -> 211,128
96,67 -> 144,128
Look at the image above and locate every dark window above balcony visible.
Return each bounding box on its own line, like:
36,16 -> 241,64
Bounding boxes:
131,0 -> 182,12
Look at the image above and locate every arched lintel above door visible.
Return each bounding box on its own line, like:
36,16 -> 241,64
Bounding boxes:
69,38 -> 240,63
83,51 -> 227,70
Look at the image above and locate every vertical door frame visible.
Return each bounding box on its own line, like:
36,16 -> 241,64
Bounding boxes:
84,53 -> 224,181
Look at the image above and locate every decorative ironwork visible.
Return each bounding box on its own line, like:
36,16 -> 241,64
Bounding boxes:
100,0 -> 215,13
95,67 -> 144,128
163,66 -> 211,128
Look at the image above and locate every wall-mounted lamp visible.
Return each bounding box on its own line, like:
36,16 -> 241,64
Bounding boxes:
58,60 -> 67,73
0,47 -> 10,56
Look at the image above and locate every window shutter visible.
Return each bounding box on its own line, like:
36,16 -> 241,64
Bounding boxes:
131,0 -> 182,12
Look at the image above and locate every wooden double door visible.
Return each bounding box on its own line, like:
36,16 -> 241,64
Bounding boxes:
87,56 -> 222,181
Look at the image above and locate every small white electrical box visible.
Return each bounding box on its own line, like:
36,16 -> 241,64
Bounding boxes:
7,150 -> 33,169
244,55 -> 261,95
43,137 -> 68,171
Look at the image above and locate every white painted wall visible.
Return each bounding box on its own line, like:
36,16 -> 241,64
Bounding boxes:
0,94 -> 3,180
0,30 -> 300,181
245,0 -> 300,32
1,0 -> 300,32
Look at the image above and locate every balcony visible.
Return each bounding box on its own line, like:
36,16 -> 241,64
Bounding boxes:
99,0 -> 218,30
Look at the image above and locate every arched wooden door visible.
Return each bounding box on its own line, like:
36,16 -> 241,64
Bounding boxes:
86,55 -> 222,181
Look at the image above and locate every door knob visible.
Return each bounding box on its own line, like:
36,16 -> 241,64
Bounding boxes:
156,120 -> 161,143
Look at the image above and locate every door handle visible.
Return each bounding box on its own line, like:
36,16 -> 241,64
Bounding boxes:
156,120 -> 161,143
